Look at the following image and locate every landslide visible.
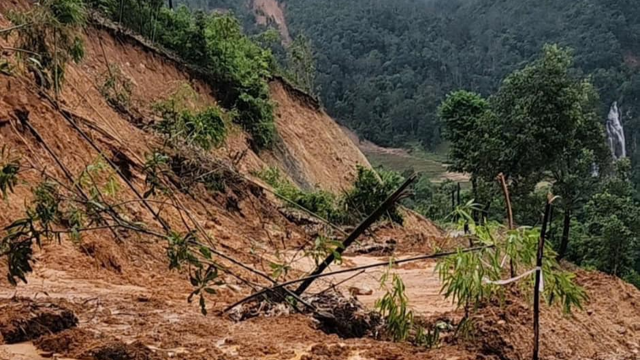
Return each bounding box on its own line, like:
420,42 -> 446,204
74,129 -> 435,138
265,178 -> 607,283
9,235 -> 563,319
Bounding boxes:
0,2 -> 637,360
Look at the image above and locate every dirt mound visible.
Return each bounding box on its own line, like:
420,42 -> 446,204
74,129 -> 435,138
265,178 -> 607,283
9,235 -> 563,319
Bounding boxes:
81,341 -> 165,360
430,270 -> 640,359
34,328 -> 97,355
0,299 -> 78,344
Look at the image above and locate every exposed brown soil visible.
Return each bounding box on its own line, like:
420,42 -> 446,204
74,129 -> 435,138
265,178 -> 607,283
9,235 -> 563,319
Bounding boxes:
0,2 -> 639,360
252,0 -> 292,44
34,328 -> 98,355
0,299 -> 78,344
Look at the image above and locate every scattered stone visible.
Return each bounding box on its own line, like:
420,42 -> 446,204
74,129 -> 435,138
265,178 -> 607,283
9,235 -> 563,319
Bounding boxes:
348,286 -> 373,296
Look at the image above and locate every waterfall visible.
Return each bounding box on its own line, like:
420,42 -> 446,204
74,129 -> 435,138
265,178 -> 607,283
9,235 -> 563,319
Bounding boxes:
606,102 -> 626,160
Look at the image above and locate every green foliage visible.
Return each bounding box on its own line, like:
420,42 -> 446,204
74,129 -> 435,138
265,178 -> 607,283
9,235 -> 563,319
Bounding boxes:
99,64 -> 133,110
375,273 -> 413,342
153,89 -> 228,150
440,46 -> 610,260
569,159 -> 640,286
0,59 -> 14,75
143,152 -> 170,198
166,231 -> 223,315
268,260 -> 291,280
253,166 -> 343,222
86,0 -> 277,149
408,178 -> 459,223
342,166 -> 404,224
439,91 -> 491,175
283,34 -> 316,94
167,230 -> 201,270
0,146 -> 20,200
8,0 -> 86,93
304,235 -> 344,266
77,157 -> 121,201
269,0 -> 640,150
437,245 -> 502,311
1,182 -> 61,285
255,165 -> 404,225
375,271 -> 445,348
437,213 -> 587,324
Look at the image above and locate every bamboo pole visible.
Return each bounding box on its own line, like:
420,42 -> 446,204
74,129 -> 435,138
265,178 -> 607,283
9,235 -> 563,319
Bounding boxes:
293,174 -> 417,295
497,173 -> 515,276
533,194 -> 555,360
224,245 -> 491,313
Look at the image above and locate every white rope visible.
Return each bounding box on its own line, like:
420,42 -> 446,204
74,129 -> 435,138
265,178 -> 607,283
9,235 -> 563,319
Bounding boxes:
483,266 -> 544,292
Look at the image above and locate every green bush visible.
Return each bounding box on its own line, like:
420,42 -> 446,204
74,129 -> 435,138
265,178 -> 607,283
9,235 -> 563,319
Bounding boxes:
254,167 -> 342,222
342,166 -> 404,224
256,165 -> 405,225
8,0 -> 87,93
437,217 -> 587,327
85,0 -> 277,149
154,98 -> 227,150
0,146 -> 20,200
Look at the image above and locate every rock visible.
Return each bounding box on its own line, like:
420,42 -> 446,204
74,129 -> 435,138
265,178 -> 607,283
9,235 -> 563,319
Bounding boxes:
616,326 -> 627,335
348,286 -> 373,296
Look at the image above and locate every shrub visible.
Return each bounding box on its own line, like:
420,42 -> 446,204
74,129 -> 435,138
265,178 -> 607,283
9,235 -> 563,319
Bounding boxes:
253,167 -> 343,222
375,273 -> 413,342
154,92 -> 228,150
235,92 -> 276,149
375,271 -> 445,348
99,64 -> 132,110
342,166 -> 404,224
85,1 -> 278,149
256,166 -> 407,225
304,235 -> 344,266
436,215 -> 587,333
8,0 -> 86,93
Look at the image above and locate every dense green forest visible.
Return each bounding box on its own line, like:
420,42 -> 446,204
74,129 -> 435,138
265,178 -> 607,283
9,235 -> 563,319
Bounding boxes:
283,0 -> 640,148
190,0 -> 640,153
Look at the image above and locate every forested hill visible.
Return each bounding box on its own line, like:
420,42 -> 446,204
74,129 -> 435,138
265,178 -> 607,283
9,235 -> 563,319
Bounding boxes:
284,0 -> 640,148
186,0 -> 640,150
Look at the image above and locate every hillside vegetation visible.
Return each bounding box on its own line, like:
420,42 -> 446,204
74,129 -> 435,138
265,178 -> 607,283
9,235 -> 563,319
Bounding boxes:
283,0 -> 640,150
0,1 -> 639,360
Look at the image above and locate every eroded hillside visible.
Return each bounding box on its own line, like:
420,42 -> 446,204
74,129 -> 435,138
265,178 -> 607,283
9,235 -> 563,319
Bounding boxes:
0,2 -> 638,360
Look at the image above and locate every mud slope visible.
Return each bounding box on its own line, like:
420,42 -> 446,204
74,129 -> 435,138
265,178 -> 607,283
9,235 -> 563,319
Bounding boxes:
263,80 -> 372,193
0,3 -> 638,360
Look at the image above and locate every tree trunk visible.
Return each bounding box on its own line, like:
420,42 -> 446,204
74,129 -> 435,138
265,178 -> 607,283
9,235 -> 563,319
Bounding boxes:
168,0 -> 173,9
557,207 -> 571,260
471,176 -> 479,223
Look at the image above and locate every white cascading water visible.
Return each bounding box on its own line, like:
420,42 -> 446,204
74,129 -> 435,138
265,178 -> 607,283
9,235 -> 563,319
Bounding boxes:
606,101 -> 627,160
